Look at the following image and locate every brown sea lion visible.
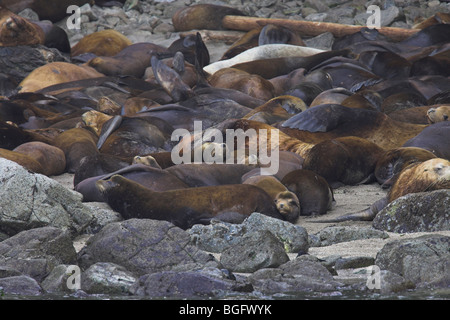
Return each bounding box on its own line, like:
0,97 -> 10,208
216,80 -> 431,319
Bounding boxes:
427,105 -> 450,123
302,136 -> 385,187
71,29 -> 132,58
0,6 -> 45,46
0,148 -> 44,173
243,95 -> 306,124
374,147 -> 437,187
281,104 -> 427,150
387,105 -> 431,124
96,174 -> 284,229
13,141 -> 66,176
18,62 -> 104,93
281,169 -> 334,216
52,127 -> 99,173
86,42 -> 169,78
132,155 -> 162,169
388,158 -> 450,202
242,175 -> 300,222
172,4 -> 245,32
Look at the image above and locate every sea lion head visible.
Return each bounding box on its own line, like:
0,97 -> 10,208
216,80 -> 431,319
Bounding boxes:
274,191 -> 301,223
427,105 -> 449,123
95,174 -> 124,194
132,155 -> 162,169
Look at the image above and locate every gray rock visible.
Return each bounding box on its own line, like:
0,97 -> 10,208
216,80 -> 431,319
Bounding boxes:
189,212 -> 309,254
78,219 -> 219,276
81,262 -> 137,295
0,227 -> 77,282
335,256 -> 375,270
0,266 -> 22,279
313,226 -> 389,247
82,202 -> 123,234
220,230 -> 290,273
41,264 -> 79,293
375,235 -> 450,289
130,267 -> 252,298
378,270 -> 414,294
249,255 -> 342,294
0,275 -> 43,296
380,6 -> 401,26
0,159 -> 95,236
373,190 -> 450,233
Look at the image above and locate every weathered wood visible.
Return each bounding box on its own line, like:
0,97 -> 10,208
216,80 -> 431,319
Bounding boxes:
222,15 -> 419,42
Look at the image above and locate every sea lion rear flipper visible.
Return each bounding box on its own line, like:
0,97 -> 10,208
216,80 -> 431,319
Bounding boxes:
97,115 -> 122,149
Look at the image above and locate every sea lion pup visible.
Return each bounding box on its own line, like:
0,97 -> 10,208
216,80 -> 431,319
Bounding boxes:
204,44 -> 325,75
311,158 -> 450,223
71,29 -> 132,58
96,174 -> 284,229
243,175 -> 300,222
374,147 -> 437,187
302,136 -> 385,187
281,169 -> 334,216
18,62 -> 104,93
427,105 -> 450,123
0,6 -> 45,46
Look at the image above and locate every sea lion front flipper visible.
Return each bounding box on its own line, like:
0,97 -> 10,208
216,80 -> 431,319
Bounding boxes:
151,55 -> 194,102
97,115 -> 122,150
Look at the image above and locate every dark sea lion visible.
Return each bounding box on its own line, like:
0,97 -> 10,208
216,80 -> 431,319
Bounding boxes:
167,32 -> 210,68
402,121 -> 450,159
427,105 -> 450,123
18,62 -> 104,93
374,147 -> 437,187
75,164 -> 189,202
281,169 -> 334,216
258,24 -> 305,46
86,43 -> 169,78
242,175 -> 300,222
309,87 -> 353,107
172,4 -> 246,32
96,174 -> 284,229
0,6 -> 45,46
1,0 -> 91,22
243,95 -> 306,124
32,20 -> 70,53
71,29 -> 132,58
302,136 -> 385,187
0,120 -> 33,149
281,104 -> 427,150
165,163 -> 256,187
13,141 -> 66,176
207,68 -> 276,101
220,28 -> 261,61
52,127 -> 99,173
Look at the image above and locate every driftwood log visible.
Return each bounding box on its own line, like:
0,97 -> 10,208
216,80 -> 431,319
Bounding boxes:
222,15 -> 420,42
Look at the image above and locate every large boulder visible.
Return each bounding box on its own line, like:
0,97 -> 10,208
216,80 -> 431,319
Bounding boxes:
0,159 -> 94,236
373,190 -> 450,233
0,227 -> 77,282
78,219 -> 219,276
375,235 -> 450,289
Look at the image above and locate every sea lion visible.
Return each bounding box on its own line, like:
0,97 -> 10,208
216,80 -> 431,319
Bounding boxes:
96,174 -> 284,229
403,121 -> 450,159
387,158 -> 450,202
374,147 -> 437,187
71,29 -> 132,58
132,155 -> 162,169
207,68 -> 276,101
427,105 -> 450,123
258,24 -> 305,47
243,175 -> 300,222
281,169 -> 334,216
172,4 -> 245,32
0,147 -> 44,173
243,95 -> 306,124
302,136 -> 385,187
12,141 -> 66,176
52,127 -> 99,173
310,158 -> 450,223
18,62 -> 104,93
281,104 -> 427,150
204,44 -> 325,75
387,105 -> 431,124
0,6 -> 45,46
86,42 -> 169,78
75,164 -> 189,202
309,87 -> 352,107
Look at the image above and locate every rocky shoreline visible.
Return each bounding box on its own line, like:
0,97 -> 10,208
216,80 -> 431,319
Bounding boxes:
0,159 -> 448,299
0,0 -> 449,300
